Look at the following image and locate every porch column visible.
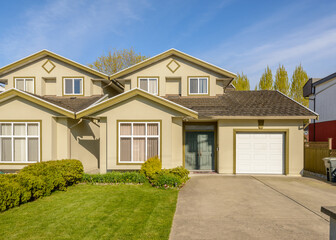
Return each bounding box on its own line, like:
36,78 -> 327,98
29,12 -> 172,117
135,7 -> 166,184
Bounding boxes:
56,118 -> 70,159
99,117 -> 107,174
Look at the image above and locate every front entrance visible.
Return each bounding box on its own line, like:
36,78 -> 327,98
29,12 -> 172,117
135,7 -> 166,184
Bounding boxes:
185,131 -> 215,171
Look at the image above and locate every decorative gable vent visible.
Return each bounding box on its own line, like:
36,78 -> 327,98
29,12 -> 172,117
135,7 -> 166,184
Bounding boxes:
42,59 -> 56,73
166,59 -> 180,73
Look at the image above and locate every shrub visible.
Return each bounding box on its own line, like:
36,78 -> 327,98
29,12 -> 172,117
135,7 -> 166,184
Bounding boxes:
151,173 -> 182,189
82,172 -> 147,184
166,167 -> 189,183
0,159 -> 84,212
140,156 -> 161,179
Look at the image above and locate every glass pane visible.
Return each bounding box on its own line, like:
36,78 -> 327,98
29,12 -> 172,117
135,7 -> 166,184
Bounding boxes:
28,138 -> 38,162
16,79 -> 25,91
14,123 -> 25,136
189,78 -> 198,94
0,124 -> 12,135
133,123 -> 145,135
14,138 -> 26,162
147,138 -> 158,159
25,79 -> 34,93
148,78 -> 157,94
74,79 -> 82,94
147,123 -> 158,135
120,123 -> 132,135
139,79 -> 148,91
133,138 -> 145,162
120,138 -> 131,162
199,78 -> 208,94
27,124 -> 38,136
1,138 -> 12,162
65,79 -> 73,94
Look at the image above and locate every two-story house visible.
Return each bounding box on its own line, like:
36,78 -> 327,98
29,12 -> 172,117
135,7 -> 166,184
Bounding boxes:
0,49 -> 317,175
303,72 -> 336,148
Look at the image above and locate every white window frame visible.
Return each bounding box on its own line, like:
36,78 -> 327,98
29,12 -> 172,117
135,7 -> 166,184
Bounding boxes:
0,122 -> 40,163
118,121 -> 160,163
138,78 -> 158,95
14,78 -> 35,93
63,77 -> 83,95
188,77 -> 208,95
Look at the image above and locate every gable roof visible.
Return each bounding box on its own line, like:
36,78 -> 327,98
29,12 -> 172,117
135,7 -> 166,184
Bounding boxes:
110,49 -> 237,80
76,88 -> 198,119
0,50 -> 120,89
0,88 -> 75,118
312,72 -> 336,87
166,90 -> 318,119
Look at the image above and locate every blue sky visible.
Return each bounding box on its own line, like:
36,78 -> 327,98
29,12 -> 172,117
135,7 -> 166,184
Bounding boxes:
0,0 -> 335,88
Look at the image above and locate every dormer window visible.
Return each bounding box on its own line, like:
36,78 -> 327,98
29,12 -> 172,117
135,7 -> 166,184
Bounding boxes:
138,77 -> 158,95
188,77 -> 208,95
14,77 -> 35,94
63,77 -> 83,95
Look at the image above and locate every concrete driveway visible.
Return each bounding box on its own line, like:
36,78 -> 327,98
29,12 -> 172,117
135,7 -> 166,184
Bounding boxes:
170,175 -> 336,240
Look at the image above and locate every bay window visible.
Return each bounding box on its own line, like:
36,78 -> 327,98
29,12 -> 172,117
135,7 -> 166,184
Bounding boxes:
119,122 -> 160,163
0,122 -> 40,163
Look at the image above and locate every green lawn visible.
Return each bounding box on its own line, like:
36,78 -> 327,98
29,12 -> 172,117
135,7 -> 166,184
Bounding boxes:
0,184 -> 179,240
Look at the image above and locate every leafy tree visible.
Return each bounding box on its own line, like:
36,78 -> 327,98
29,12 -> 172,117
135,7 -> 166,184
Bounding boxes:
290,64 -> 309,106
232,72 -> 250,90
88,48 -> 149,75
274,64 -> 290,95
258,66 -> 273,90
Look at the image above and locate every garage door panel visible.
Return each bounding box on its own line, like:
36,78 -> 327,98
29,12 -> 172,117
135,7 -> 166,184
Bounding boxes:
236,132 -> 284,174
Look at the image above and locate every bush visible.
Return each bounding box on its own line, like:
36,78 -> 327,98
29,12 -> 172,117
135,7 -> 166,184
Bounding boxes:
166,167 -> 189,183
0,159 -> 84,212
151,173 -> 182,189
140,156 -> 161,179
82,172 -> 147,184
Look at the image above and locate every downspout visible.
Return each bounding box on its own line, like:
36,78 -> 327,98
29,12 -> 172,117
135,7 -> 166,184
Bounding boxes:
68,118 -> 83,159
313,87 -> 316,141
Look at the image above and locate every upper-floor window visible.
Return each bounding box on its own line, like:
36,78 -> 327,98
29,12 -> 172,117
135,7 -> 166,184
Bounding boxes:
64,77 -> 83,95
139,77 -> 158,95
189,77 -> 208,95
15,78 -> 34,94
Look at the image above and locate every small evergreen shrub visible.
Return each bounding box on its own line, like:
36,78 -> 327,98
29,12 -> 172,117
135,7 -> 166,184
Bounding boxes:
151,173 -> 182,189
140,156 -> 161,179
82,172 -> 147,184
0,159 -> 84,212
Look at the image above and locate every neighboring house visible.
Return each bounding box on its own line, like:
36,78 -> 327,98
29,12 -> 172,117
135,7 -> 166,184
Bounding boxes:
303,72 -> 336,148
0,85 -> 4,93
0,49 -> 317,175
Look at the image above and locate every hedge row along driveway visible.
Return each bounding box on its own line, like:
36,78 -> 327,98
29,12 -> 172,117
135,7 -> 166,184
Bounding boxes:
0,184 -> 178,240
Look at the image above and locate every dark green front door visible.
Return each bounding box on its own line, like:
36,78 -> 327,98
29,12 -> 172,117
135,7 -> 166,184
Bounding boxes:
185,132 -> 215,170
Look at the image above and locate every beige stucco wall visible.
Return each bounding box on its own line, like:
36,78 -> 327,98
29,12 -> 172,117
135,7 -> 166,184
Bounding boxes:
91,95 -> 186,170
119,56 -> 229,97
0,97 -> 60,170
217,119 -> 304,175
1,56 -> 117,97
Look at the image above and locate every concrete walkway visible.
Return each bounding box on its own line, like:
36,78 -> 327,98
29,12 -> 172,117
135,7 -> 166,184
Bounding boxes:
170,175 -> 336,240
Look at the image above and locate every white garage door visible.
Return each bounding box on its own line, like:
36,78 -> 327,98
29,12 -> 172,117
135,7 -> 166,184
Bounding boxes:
236,132 -> 284,174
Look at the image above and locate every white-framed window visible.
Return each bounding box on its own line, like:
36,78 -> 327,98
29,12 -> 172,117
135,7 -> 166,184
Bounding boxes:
188,77 -> 208,94
15,78 -> 35,93
138,78 -> 158,95
63,77 -> 83,95
0,122 -> 40,163
119,122 -> 160,163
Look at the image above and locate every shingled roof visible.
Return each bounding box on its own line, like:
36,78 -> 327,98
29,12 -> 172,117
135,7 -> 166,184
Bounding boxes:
166,90 -> 317,118
33,95 -> 104,112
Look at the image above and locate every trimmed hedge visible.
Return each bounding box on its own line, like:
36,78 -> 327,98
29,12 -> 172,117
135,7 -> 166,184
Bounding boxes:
0,159 -> 83,212
82,172 -> 147,184
140,156 -> 161,179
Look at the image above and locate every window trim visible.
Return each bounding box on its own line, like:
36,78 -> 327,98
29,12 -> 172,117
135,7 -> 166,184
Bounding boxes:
63,77 -> 84,96
14,77 -> 35,94
0,120 -> 42,164
137,77 -> 159,95
117,120 -> 162,165
188,76 -> 209,95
